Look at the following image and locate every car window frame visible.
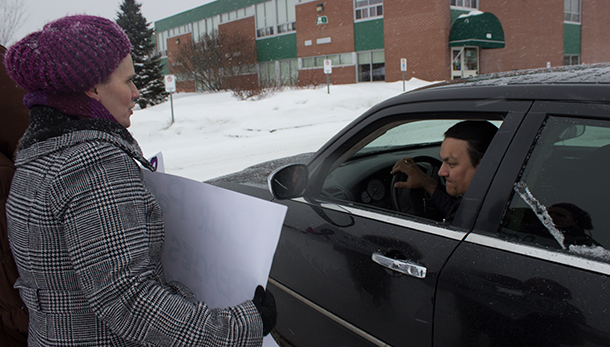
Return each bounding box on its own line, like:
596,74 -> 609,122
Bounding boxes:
303,99 -> 533,231
470,100 -> 610,274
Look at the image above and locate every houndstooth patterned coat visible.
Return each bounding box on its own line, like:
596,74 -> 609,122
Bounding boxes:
6,107 -> 264,347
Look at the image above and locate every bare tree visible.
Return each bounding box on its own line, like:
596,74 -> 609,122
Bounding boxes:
172,31 -> 257,92
217,31 -> 257,90
0,0 -> 28,46
173,34 -> 223,91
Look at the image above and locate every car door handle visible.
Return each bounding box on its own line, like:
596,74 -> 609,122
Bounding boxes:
372,252 -> 427,279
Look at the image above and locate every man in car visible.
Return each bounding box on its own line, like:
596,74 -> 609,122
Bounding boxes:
391,120 -> 498,222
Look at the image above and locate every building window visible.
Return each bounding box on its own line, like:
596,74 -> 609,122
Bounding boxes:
450,0 -> 478,8
280,59 -> 299,85
193,17 -> 221,42
355,0 -> 383,21
301,53 -> 354,69
564,55 -> 580,65
205,16 -> 219,34
564,0 -> 581,23
358,50 -> 385,82
256,1 -> 275,38
277,22 -> 296,34
194,20 -> 206,42
277,0 -> 297,34
157,30 -> 168,54
259,61 -> 277,87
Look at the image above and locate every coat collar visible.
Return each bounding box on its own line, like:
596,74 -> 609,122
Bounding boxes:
16,106 -> 154,171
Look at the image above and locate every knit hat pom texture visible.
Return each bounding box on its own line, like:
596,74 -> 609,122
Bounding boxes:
3,15 -> 131,93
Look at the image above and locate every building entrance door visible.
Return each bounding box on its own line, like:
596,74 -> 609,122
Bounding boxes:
451,47 -> 478,80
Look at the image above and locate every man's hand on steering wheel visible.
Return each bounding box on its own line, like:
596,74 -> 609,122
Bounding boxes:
391,157 -> 438,194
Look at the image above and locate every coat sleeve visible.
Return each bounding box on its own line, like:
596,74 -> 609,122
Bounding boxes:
51,142 -> 264,347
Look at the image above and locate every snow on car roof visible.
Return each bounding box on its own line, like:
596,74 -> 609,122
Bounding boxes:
463,63 -> 610,86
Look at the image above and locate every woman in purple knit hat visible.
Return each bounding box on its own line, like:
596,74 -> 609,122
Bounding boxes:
3,15 -> 275,347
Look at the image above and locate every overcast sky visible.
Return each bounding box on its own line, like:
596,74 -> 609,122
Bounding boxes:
11,0 -> 216,45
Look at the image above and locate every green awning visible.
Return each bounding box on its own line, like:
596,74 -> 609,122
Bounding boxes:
449,11 -> 505,49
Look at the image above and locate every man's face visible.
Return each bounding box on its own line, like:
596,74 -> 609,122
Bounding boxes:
87,55 -> 139,128
438,137 -> 478,197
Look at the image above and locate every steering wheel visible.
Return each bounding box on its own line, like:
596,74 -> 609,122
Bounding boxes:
390,156 -> 443,219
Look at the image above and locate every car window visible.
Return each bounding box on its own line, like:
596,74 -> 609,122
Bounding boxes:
499,116 -> 610,262
320,118 -> 502,222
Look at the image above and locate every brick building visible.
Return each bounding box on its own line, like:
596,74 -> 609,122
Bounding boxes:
154,0 -> 610,92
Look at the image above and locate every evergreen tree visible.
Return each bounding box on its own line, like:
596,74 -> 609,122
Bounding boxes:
116,0 -> 168,108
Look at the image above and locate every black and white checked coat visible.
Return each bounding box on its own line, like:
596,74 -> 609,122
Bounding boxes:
6,107 -> 264,347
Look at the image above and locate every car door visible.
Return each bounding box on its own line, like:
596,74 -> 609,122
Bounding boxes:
434,101 -> 610,346
268,100 -> 532,346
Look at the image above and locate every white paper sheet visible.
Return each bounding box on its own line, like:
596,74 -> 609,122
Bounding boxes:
143,155 -> 285,346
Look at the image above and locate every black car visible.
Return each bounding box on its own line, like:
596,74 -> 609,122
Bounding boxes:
208,64 -> 610,346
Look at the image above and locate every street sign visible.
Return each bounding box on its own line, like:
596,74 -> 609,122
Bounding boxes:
400,58 -> 407,72
323,59 -> 332,74
164,75 -> 176,125
164,75 -> 176,93
401,58 -> 408,91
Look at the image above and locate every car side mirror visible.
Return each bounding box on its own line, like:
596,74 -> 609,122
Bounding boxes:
268,164 -> 308,200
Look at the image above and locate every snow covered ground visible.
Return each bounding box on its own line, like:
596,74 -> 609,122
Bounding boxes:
129,79 -> 434,182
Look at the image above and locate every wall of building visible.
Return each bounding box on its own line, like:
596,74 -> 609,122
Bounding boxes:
167,32 -> 197,92
219,16 -> 256,40
296,0 -> 356,57
219,16 -> 259,90
581,0 -> 610,64
295,0 -> 356,86
223,74 -> 260,90
299,65 -> 356,86
384,0 -> 451,82
479,1 -> 564,73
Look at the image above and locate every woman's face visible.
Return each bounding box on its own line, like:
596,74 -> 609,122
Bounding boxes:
86,55 -> 139,128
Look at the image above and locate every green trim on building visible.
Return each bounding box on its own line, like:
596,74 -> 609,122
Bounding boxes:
354,18 -> 384,52
450,9 -> 471,24
155,0 -> 267,32
256,33 -> 297,62
564,22 -> 581,55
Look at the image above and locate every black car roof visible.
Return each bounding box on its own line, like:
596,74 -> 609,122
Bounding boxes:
383,63 -> 610,107
453,63 -> 610,86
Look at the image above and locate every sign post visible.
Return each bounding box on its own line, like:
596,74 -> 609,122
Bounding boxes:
400,58 -> 407,91
164,75 -> 176,125
323,59 -> 332,94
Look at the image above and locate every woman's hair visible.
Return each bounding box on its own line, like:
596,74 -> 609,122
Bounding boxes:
3,15 -> 131,94
445,120 -> 498,167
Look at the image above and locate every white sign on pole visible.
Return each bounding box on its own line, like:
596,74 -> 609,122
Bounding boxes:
400,58 -> 407,72
164,75 -> 176,93
323,59 -> 332,74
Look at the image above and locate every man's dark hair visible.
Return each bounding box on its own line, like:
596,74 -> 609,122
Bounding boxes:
445,120 -> 498,167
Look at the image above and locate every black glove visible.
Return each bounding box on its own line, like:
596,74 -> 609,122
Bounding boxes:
252,285 -> 277,336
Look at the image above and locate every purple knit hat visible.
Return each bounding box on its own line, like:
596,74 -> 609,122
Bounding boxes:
3,15 -> 131,93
